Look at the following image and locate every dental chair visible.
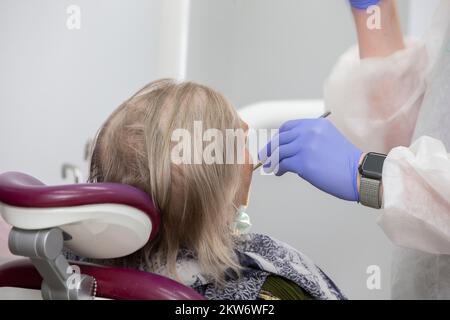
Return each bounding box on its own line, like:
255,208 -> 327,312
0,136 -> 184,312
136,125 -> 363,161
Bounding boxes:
0,172 -> 204,300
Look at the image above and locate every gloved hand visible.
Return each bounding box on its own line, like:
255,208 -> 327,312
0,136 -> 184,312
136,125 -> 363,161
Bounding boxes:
259,118 -> 363,202
349,0 -> 380,9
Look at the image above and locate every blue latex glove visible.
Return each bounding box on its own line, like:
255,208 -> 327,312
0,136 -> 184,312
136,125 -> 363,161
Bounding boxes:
349,0 -> 380,9
259,118 -> 363,202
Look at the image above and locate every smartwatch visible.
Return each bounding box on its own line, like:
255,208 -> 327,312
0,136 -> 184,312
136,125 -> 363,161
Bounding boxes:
358,152 -> 387,209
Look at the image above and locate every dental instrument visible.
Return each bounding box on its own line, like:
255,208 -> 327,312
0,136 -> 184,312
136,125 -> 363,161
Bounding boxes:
253,111 -> 332,172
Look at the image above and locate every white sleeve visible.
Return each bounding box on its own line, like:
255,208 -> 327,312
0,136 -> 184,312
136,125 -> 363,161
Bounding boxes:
378,136 -> 450,255
324,41 -> 429,154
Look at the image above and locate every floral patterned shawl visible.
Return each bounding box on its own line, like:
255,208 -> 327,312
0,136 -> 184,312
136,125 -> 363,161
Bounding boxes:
146,233 -> 345,300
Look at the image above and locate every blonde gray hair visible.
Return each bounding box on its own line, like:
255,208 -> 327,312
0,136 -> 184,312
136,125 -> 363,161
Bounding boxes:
89,79 -> 243,284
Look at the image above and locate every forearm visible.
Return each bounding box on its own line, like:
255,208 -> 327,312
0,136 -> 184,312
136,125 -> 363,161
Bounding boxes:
352,0 -> 405,58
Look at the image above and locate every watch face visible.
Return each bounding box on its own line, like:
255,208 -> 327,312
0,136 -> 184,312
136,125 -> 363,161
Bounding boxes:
362,153 -> 386,180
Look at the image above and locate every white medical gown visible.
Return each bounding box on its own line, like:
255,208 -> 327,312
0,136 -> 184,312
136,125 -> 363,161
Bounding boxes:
324,0 -> 450,299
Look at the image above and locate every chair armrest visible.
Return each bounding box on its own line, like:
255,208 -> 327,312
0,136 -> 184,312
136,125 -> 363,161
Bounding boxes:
0,259 -> 204,300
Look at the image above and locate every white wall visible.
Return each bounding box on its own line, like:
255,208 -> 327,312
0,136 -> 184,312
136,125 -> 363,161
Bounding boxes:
0,0 -> 165,184
408,0 -> 441,38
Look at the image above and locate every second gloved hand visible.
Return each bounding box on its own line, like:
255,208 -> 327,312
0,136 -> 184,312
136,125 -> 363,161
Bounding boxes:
259,119 -> 363,202
349,0 -> 380,10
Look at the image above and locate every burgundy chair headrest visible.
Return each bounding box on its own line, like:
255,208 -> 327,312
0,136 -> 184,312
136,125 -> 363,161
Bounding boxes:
0,172 -> 160,241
